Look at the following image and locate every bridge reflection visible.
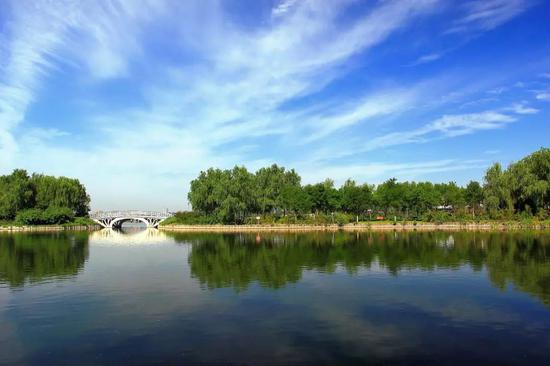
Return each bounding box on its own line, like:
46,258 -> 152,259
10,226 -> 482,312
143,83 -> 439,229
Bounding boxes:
89,228 -> 169,245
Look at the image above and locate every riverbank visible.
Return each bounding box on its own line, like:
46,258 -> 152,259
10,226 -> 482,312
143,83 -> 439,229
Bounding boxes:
160,221 -> 550,232
0,224 -> 101,232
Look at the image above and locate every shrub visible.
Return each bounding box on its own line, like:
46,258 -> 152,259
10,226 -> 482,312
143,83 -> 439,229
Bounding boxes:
15,206 -> 75,225
42,206 -> 74,224
68,217 -> 96,226
161,211 -> 215,225
333,212 -> 352,226
15,209 -> 45,225
425,211 -> 453,224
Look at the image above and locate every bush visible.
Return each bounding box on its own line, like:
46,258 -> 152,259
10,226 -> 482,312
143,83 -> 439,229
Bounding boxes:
425,210 -> 453,224
15,206 -> 74,225
42,206 -> 74,224
70,217 -> 96,226
333,212 -> 352,226
161,211 -> 215,225
15,209 -> 45,225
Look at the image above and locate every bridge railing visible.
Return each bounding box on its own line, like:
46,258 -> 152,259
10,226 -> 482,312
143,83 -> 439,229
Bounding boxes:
90,210 -> 172,219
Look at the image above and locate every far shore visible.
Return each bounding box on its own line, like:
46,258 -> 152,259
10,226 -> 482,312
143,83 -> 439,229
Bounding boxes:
0,224 -> 101,232
159,221 -> 550,232
2,221 -> 548,233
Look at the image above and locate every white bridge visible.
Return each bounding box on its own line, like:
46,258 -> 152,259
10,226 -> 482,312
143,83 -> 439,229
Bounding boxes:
90,210 -> 172,229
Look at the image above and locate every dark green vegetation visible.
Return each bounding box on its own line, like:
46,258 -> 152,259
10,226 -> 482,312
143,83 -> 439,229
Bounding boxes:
180,148 -> 549,224
176,231 -> 550,305
0,232 -> 89,287
0,170 -> 90,225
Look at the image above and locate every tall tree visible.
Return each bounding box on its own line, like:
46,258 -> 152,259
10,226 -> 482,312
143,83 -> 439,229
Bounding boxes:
0,170 -> 35,220
483,163 -> 513,217
31,174 -> 90,216
255,164 -> 301,214
339,179 -> 373,217
464,181 -> 483,217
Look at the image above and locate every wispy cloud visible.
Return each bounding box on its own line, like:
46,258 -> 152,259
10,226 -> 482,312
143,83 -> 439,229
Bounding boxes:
272,0 -> 298,18
298,159 -> 488,186
411,53 -> 442,66
447,0 -> 529,33
363,105 -> 534,152
536,92 -> 550,101
0,0 -> 167,167
509,103 -> 538,114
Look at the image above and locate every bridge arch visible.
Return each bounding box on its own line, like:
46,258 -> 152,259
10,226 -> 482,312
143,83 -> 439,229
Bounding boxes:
90,211 -> 172,229
110,217 -> 151,229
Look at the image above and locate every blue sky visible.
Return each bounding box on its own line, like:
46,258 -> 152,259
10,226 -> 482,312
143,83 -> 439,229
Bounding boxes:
1,0 -> 549,211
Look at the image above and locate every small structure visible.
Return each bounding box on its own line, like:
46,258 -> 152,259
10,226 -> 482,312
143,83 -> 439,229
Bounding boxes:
90,210 -> 172,229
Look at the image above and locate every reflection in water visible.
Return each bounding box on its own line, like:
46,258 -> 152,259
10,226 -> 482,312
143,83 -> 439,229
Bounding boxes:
90,228 -> 169,245
172,231 -> 550,304
0,232 -> 89,287
1,230 -> 550,365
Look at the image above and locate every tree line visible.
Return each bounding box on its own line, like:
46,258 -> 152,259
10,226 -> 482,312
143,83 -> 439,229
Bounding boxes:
0,170 -> 90,224
186,148 -> 549,224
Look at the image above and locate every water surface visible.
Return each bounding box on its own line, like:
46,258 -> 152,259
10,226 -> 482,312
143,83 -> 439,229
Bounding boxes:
1,230 -> 549,365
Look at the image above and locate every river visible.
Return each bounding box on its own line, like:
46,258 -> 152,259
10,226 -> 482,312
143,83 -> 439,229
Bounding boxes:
1,229 -> 549,365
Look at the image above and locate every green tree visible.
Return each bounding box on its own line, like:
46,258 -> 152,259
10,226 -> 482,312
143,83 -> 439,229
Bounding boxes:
188,166 -> 257,223
281,185 -> 312,217
483,163 -> 513,217
507,148 -> 550,214
464,181 -> 484,217
255,164 -> 301,214
375,178 -> 405,215
0,170 -> 35,220
304,179 -> 340,214
31,174 -> 90,216
339,179 -> 373,218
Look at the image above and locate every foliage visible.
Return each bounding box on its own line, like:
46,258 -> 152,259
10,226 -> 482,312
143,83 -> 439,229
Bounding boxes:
31,174 -> 90,216
15,209 -> 45,225
69,217 -> 98,226
15,206 -> 75,225
339,179 -> 373,215
161,211 -> 216,225
184,148 -> 550,224
0,170 -> 35,220
0,169 -> 90,223
484,148 -> 550,218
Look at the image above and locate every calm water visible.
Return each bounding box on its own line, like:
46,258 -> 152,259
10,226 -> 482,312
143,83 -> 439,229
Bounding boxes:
1,230 -> 550,365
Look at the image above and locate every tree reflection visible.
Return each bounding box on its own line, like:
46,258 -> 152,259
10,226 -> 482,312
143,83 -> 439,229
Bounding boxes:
0,233 -> 89,287
174,231 -> 550,304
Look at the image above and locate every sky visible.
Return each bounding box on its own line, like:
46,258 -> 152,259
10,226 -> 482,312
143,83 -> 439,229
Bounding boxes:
0,0 -> 549,211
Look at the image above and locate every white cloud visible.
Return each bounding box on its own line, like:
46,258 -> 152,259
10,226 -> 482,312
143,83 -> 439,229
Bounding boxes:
297,159 -> 487,186
0,0 -> 168,169
509,103 -> 538,114
447,0 -> 529,33
412,53 -> 441,65
303,89 -> 418,142
536,92 -> 550,101
272,0 -> 299,17
363,109 -> 517,152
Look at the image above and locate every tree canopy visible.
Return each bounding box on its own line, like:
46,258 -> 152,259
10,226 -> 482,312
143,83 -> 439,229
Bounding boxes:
187,148 -> 550,224
0,170 -> 90,223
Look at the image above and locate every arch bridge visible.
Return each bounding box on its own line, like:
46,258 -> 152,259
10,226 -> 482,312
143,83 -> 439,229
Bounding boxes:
90,210 -> 172,229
